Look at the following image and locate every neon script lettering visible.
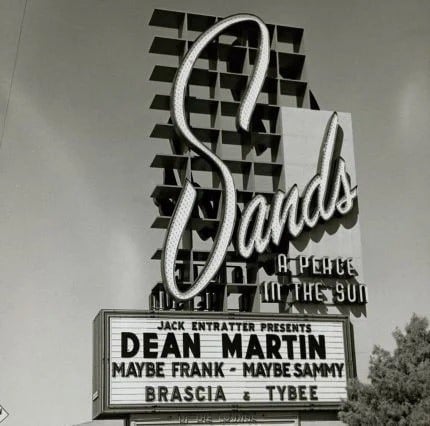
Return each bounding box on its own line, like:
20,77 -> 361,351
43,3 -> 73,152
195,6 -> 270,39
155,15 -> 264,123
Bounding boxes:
161,14 -> 357,301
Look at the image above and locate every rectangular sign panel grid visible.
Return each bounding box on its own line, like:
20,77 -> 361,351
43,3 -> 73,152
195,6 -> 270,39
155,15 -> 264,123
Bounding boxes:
93,311 -> 354,418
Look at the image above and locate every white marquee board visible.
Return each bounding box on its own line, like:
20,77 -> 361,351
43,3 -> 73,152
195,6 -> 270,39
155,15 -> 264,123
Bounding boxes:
93,311 -> 354,418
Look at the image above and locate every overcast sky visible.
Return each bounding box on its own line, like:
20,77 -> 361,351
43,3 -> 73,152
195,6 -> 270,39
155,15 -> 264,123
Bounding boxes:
0,1 -> 429,425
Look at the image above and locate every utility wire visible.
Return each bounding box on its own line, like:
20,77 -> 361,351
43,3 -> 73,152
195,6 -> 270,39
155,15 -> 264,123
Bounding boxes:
0,0 -> 29,149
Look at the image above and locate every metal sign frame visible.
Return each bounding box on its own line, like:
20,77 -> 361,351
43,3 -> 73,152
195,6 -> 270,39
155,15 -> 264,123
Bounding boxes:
129,411 -> 300,425
93,310 -> 355,419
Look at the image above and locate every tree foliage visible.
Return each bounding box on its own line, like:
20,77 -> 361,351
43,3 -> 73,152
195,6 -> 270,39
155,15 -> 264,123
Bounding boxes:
339,314 -> 430,425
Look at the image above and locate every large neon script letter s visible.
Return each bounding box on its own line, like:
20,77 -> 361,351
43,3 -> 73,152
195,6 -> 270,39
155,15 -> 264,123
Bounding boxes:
162,15 -> 270,301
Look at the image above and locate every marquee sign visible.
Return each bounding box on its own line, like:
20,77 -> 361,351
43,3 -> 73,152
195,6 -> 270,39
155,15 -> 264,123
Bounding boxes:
93,311 -> 354,417
93,7 -> 365,421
